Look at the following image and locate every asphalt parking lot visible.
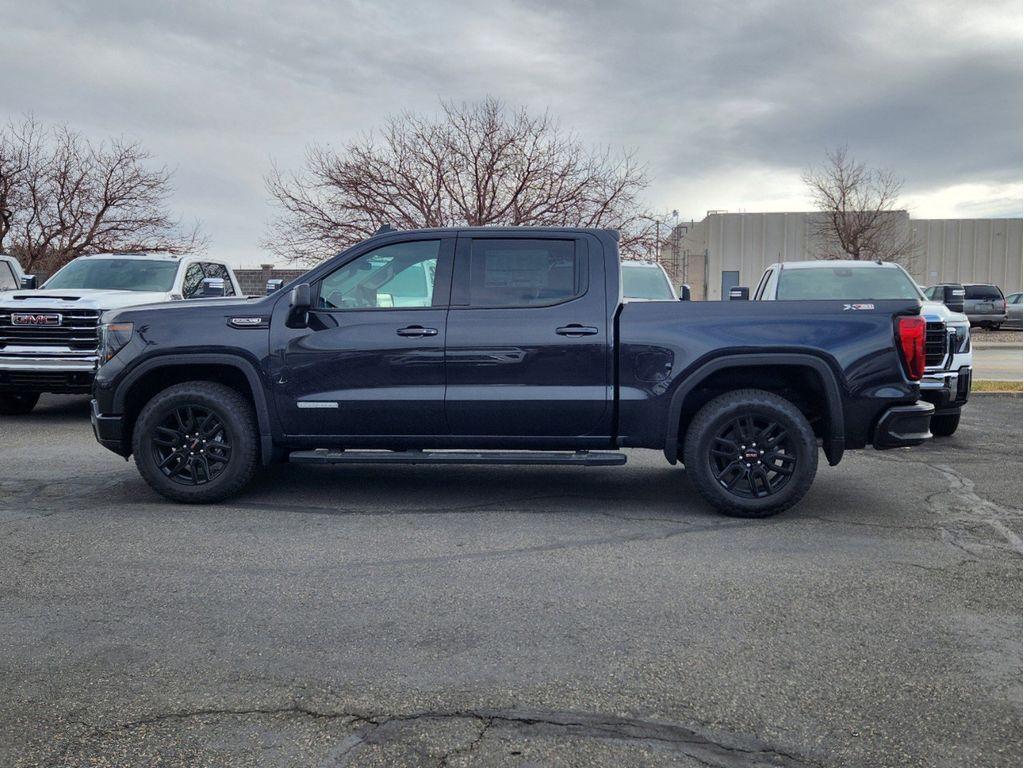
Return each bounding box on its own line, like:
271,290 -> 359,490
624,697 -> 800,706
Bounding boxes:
1,395 -> 1021,768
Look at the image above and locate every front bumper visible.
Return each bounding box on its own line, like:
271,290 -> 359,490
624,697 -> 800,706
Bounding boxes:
91,399 -> 128,456
919,366 -> 971,416
0,355 -> 98,393
873,401 -> 935,449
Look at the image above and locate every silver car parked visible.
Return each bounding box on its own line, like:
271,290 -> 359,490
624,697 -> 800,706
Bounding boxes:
1005,292 -> 1022,330
925,283 -> 1007,328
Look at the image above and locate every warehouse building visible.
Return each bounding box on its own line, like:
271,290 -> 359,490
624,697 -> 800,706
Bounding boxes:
660,212 -> 1023,300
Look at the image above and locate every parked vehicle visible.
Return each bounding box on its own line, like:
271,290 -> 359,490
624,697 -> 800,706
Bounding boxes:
91,228 -> 936,517
1004,292 -> 1022,330
924,283 -> 1007,328
753,261 -> 972,437
0,254 -> 25,292
621,261 -> 676,301
0,253 -> 242,414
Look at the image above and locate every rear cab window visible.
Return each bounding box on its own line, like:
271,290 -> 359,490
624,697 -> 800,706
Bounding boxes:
776,267 -> 921,300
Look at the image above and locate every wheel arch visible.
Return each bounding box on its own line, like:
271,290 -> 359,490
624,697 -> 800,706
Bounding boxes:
663,353 -> 845,467
114,354 -> 276,465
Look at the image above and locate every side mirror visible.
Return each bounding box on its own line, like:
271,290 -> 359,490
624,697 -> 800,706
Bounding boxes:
266,278 -> 285,295
678,284 -> 691,301
729,286 -> 750,301
288,282 -> 312,327
942,285 -> 965,314
20,275 -> 37,290
201,276 -> 226,297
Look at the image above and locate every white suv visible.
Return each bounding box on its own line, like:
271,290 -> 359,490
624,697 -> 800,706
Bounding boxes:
0,253 -> 242,414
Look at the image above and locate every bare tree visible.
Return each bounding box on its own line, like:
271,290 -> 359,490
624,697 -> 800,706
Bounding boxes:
0,117 -> 203,274
803,146 -> 917,265
265,98 -> 654,264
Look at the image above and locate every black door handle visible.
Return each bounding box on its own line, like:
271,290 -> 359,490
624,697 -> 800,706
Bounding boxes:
556,324 -> 599,337
396,325 -> 438,337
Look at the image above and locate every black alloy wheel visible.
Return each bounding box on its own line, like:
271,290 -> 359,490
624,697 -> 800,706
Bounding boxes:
708,414 -> 797,499
132,381 -> 259,503
150,404 -> 233,486
683,389 -> 818,518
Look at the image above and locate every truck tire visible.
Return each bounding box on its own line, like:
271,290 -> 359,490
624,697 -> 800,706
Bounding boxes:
0,392 -> 40,415
132,381 -> 259,503
682,389 -> 818,518
930,412 -> 960,437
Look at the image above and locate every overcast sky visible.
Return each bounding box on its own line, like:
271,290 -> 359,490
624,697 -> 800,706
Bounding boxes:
2,0 -> 1021,267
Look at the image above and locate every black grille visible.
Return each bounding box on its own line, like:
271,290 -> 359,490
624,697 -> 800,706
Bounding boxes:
925,322 -> 947,368
0,370 -> 94,393
0,308 -> 101,351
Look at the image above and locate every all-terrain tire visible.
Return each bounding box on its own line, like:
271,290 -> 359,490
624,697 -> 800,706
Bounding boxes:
0,392 -> 40,415
930,412 -> 960,437
132,381 -> 259,503
682,389 -> 818,518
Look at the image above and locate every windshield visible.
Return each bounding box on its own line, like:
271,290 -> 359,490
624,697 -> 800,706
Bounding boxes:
44,258 -> 178,292
776,266 -> 922,300
622,265 -> 675,300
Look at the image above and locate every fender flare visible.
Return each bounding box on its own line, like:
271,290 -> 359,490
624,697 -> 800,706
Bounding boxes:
114,353 -> 277,465
663,353 -> 845,466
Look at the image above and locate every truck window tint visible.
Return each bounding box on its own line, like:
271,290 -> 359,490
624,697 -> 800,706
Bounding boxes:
203,263 -> 236,296
622,264 -> 674,300
44,258 -> 179,292
182,263 -> 206,298
318,240 -> 440,309
468,239 -> 577,307
0,262 -> 16,290
776,267 -> 920,300
964,285 -> 1003,300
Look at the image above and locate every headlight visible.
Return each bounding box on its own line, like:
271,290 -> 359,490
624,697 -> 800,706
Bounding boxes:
950,322 -> 971,354
100,322 -> 134,362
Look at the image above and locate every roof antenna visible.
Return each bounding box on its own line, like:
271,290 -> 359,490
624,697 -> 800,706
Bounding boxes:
375,224 -> 395,235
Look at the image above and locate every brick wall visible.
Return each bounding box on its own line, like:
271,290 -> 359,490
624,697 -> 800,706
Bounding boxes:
234,264 -> 306,296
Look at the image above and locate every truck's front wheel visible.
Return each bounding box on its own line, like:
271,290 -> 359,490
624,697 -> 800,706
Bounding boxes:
132,381 -> 259,503
683,389 -> 818,517
0,392 -> 40,415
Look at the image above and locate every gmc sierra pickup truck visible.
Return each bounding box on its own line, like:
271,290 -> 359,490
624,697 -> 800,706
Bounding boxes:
0,253 -> 242,414
91,227 -> 935,517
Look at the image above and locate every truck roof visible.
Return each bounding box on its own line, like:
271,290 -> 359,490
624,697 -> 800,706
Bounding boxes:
773,260 -> 902,270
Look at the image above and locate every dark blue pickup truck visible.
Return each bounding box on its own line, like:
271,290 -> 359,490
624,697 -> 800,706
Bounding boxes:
90,227 -> 934,517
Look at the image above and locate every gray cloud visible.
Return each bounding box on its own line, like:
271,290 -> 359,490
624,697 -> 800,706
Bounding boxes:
0,0 -> 1019,264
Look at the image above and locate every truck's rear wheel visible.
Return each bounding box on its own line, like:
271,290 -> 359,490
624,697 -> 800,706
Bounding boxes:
0,392 -> 40,415
683,389 -> 818,517
930,412 -> 960,437
132,381 -> 259,503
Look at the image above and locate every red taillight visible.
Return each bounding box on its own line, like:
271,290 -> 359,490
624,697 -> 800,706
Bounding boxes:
896,315 -> 926,381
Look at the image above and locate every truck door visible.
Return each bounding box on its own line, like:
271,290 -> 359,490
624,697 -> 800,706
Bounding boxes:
443,232 -> 612,439
271,236 -> 454,437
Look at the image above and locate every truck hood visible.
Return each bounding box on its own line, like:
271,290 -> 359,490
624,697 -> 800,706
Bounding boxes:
0,289 -> 173,311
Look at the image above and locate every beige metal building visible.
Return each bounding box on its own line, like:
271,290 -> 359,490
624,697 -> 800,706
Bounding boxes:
661,212 -> 1023,300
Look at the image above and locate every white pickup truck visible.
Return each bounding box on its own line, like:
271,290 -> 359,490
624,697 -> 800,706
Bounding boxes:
0,253 -> 242,414
750,260 -> 972,436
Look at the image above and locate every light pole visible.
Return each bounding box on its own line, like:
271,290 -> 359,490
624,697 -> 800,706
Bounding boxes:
640,210 -> 679,267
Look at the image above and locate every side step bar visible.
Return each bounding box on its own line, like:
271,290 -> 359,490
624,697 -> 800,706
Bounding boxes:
288,449 -> 627,467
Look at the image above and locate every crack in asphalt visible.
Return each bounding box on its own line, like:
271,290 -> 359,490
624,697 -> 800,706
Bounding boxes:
921,462 -> 1022,555
75,704 -> 819,767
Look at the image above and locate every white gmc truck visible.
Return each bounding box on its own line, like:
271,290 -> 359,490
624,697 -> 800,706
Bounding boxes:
0,253 -> 242,414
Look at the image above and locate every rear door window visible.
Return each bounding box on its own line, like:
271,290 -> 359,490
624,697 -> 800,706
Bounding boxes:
462,239 -> 581,308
